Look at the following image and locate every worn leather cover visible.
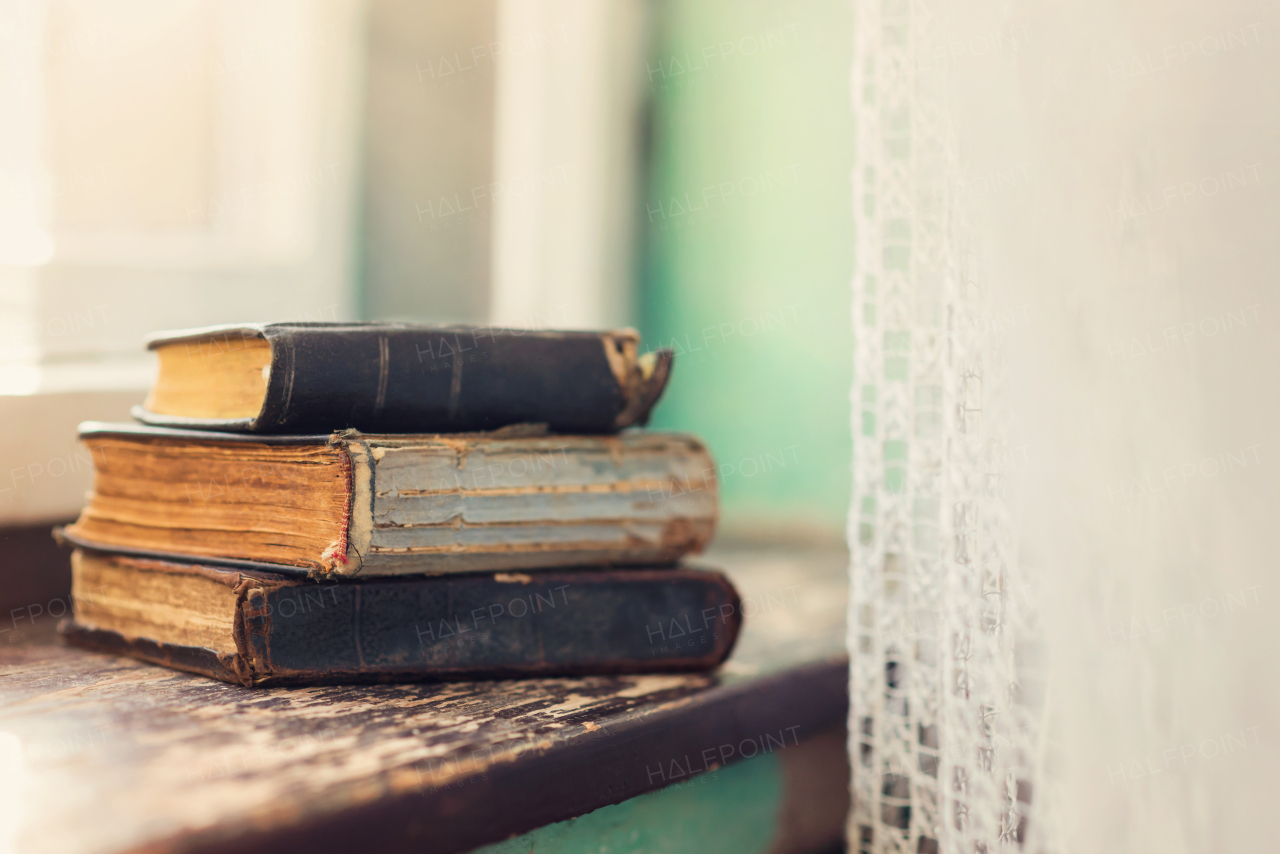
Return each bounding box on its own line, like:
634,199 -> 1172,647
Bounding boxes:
59,552 -> 742,687
133,322 -> 675,434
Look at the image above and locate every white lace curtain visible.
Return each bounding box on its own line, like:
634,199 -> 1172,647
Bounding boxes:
848,0 -> 1278,851
848,1 -> 1045,849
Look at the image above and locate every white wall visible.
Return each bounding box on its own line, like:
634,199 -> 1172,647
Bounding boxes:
488,0 -> 649,330
361,0 -> 497,323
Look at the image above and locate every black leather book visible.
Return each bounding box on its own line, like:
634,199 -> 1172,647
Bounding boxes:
59,549 -> 742,687
133,322 -> 674,434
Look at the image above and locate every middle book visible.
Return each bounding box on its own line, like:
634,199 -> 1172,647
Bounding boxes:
64,423 -> 718,577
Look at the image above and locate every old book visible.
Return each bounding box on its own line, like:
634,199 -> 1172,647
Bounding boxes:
59,549 -> 743,687
63,422 -> 717,577
133,322 -> 673,434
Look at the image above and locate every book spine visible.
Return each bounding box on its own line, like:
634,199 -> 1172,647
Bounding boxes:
238,569 -> 741,687
346,434 -> 718,576
249,327 -> 669,434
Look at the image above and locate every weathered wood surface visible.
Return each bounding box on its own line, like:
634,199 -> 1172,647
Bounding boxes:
0,548 -> 847,854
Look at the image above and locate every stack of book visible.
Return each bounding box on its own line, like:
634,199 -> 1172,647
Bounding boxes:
57,322 -> 740,686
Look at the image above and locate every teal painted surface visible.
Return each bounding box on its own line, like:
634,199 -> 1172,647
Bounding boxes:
639,0 -> 855,535
469,752 -> 782,854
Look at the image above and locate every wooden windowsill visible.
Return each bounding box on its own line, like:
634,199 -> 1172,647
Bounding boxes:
0,546 -> 849,854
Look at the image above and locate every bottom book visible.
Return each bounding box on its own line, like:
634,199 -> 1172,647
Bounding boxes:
59,549 -> 742,687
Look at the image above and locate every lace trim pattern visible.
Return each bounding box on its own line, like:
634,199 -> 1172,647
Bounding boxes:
848,2 -> 1049,850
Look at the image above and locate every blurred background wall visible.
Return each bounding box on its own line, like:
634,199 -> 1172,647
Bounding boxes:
640,0 -> 852,541
1,0 -> 364,522
0,0 -> 854,544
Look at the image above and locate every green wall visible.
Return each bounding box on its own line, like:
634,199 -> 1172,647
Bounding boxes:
639,0 -> 854,537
